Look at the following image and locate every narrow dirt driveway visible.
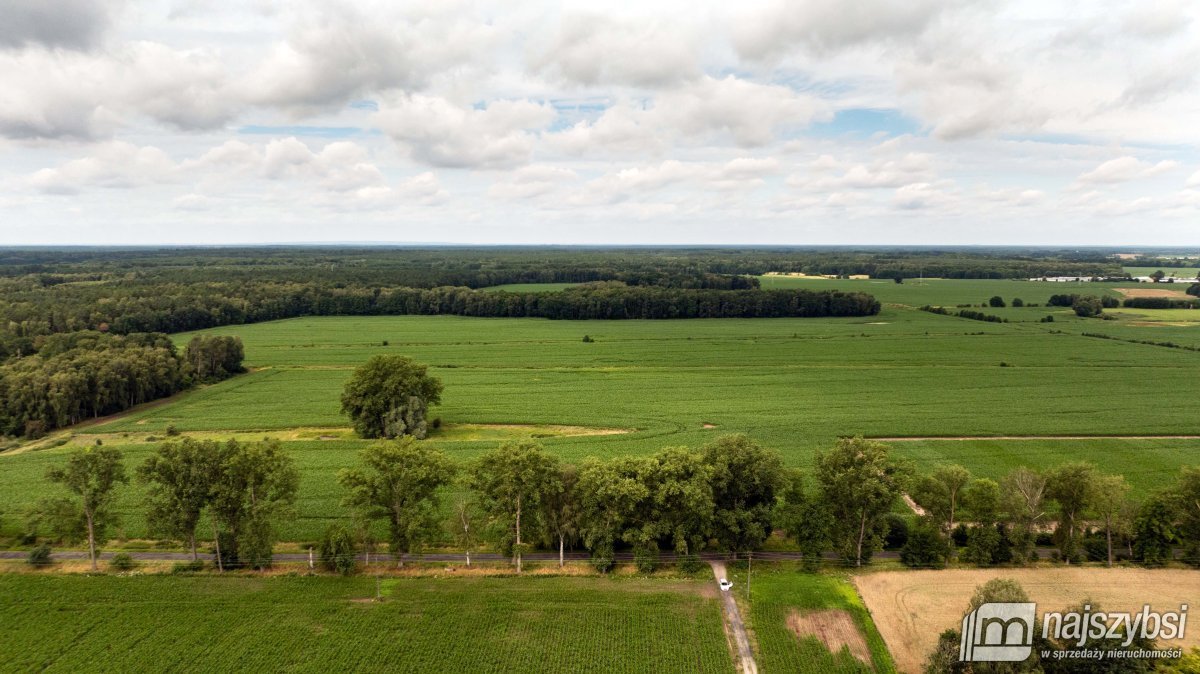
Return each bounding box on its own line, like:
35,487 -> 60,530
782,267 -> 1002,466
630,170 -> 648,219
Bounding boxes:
710,561 -> 758,674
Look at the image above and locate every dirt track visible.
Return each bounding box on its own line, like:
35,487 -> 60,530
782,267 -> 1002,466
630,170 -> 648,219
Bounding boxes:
855,568 -> 1200,673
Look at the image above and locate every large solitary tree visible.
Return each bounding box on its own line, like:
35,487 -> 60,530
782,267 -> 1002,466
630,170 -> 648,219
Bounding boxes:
46,446 -> 128,570
341,355 -> 443,439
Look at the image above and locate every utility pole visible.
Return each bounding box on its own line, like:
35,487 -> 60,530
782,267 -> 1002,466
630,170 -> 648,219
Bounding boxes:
746,552 -> 752,602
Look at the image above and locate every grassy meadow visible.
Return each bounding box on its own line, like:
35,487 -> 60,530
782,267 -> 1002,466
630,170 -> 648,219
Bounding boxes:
2,278 -> 1199,541
0,574 -> 731,673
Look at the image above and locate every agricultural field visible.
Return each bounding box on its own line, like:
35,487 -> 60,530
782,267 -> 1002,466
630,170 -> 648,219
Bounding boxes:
3,284 -> 1200,541
731,569 -> 896,673
856,568 -> 1200,673
1123,266 -> 1200,279
0,574 -> 732,673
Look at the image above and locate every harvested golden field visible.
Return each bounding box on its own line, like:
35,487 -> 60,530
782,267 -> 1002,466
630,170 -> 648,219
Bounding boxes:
855,568 -> 1200,673
1115,287 -> 1194,299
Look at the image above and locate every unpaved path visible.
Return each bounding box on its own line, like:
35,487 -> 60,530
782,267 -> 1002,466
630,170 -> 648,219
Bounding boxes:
710,561 -> 758,674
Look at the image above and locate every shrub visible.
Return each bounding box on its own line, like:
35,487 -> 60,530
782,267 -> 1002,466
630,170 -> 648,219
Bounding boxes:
27,543 -> 53,568
633,543 -> 659,574
988,296 -> 1005,308
110,553 -> 137,571
1040,315 -> 1055,323
318,525 -> 358,576
1072,295 -> 1104,317
165,425 -> 180,437
171,559 -> 207,574
900,521 -> 948,568
1011,298 -> 1024,307
582,335 -> 594,343
590,545 -> 615,573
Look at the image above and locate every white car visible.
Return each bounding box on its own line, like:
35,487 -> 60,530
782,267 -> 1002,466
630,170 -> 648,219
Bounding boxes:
719,578 -> 733,591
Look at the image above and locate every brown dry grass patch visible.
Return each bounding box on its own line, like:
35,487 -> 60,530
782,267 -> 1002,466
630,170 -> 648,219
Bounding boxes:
855,568 -> 1200,673
1116,287 -> 1193,299
787,609 -> 872,664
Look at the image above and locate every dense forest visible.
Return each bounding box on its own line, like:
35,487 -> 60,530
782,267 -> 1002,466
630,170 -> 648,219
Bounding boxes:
0,333 -> 243,439
0,246 -> 1123,358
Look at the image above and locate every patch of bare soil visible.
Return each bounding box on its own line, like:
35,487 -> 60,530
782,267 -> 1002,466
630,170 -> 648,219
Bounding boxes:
702,423 -> 718,429
1116,287 -> 1193,299
787,609 -> 872,664
902,494 -> 927,516
856,568 -> 1200,674
462,423 -> 632,436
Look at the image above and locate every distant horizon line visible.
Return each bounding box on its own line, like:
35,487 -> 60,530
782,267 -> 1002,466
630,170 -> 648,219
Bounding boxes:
2,242 -> 1199,251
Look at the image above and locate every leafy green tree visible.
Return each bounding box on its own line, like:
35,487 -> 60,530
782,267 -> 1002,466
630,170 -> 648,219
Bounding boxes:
340,355 -> 443,439
901,519 -> 950,569
1133,493 -> 1177,567
814,437 -> 911,567
576,457 -> 648,572
469,441 -> 560,573
988,296 -> 1006,308
538,464 -> 581,568
1092,474 -> 1132,567
911,464 -> 971,558
701,434 -> 785,553
46,446 -> 128,570
183,335 -> 245,382
1151,269 -> 1166,282
962,478 -> 1002,566
641,448 -> 714,571
1001,467 -> 1046,563
318,524 -> 358,575
339,438 -> 456,566
1045,462 -> 1098,563
774,469 -> 832,571
209,440 -> 299,570
449,493 -> 479,567
137,438 -> 223,561
1169,466 -> 1200,567
1072,295 -> 1104,317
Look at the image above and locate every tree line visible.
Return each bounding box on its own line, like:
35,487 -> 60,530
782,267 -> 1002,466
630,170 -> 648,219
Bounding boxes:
0,332 -> 243,439
900,460 -> 1200,570
1,282 -> 880,360
0,246 -> 1120,358
28,433 -> 1200,575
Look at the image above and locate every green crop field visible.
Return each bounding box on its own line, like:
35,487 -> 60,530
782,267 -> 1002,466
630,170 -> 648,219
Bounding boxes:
1123,266 -> 1200,279
2,280 -> 1200,541
756,275 -> 1129,305
0,574 -> 731,673
727,569 -> 895,673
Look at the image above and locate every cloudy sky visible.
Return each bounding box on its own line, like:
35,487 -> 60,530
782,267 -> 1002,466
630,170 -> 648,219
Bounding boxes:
1,0 -> 1198,246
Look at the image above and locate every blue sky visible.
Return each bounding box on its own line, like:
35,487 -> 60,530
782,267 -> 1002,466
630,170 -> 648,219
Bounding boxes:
0,0 -> 1197,246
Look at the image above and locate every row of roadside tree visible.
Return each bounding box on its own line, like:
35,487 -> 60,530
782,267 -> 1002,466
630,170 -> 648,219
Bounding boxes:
22,434 -> 1200,573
